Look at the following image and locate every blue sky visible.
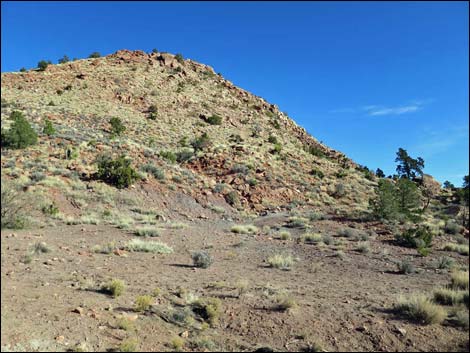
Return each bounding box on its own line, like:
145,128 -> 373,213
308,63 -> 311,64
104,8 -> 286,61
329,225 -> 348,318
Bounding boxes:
2,1 -> 468,185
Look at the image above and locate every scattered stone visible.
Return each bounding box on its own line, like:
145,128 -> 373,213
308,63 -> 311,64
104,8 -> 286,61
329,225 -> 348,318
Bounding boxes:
72,307 -> 84,315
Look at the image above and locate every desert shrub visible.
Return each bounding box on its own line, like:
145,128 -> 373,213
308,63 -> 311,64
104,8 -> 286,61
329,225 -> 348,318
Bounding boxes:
159,150 -> 177,163
191,132 -> 210,152
305,145 -> 325,158
308,211 -> 324,221
42,119 -> 56,136
444,220 -> 462,235
102,279 -> 125,298
267,254 -> 294,270
42,203 -> 59,216
279,231 -> 291,240
88,52 -> 101,58
109,117 -> 126,137
436,256 -> 455,269
30,241 -> 51,255
96,155 -> 139,189
1,179 -> 26,229
191,251 -> 213,268
397,260 -> 415,274
191,297 -> 221,325
175,53 -> 184,64
116,317 -> 135,331
206,114 -> 222,125
126,239 -> 173,253
140,163 -> 165,180
171,337 -> 184,350
334,183 -> 346,197
134,295 -> 153,312
58,55 -> 69,64
394,294 -> 446,324
1,111 -> 38,149
310,168 -> 324,179
268,135 -> 278,144
176,149 -> 194,163
395,225 -> 433,250
271,143 -> 282,154
118,338 -> 138,352
37,60 -> 51,71
286,217 -> 308,229
231,163 -> 249,175
225,191 -> 239,206
248,178 -> 258,187
322,234 -> 334,245
20,67 -> 26,72
30,171 -> 46,183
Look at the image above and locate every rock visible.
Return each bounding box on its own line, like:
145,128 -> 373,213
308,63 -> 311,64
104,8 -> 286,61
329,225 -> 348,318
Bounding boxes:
55,335 -> 65,343
180,330 -> 189,338
72,307 -> 84,315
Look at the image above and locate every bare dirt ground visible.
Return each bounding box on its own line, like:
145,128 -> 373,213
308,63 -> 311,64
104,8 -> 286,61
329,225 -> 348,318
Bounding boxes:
1,213 -> 468,352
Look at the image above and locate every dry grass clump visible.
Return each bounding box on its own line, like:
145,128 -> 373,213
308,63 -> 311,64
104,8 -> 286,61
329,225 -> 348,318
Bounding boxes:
279,231 -> 291,240
125,239 -> 173,253
394,294 -> 447,324
101,279 -> 125,298
267,254 -> 294,270
433,288 -> 468,306
356,241 -> 371,253
301,233 -> 322,244
230,224 -> 258,234
443,243 -> 469,255
133,226 -> 160,237
134,295 -> 154,312
450,271 -> 469,290
275,295 -> 298,312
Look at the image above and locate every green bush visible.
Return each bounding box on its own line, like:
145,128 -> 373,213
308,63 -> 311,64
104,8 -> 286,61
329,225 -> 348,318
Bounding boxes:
88,52 -> 101,58
310,168 -> 324,179
1,111 -> 38,149
176,149 -> 194,163
268,135 -> 278,144
141,164 -> 165,180
305,145 -> 325,158
96,155 -> 139,189
58,55 -> 70,64
175,53 -> 184,64
109,117 -> 126,137
20,67 -> 26,72
191,132 -> 211,152
395,226 -> 433,252
206,114 -> 222,125
159,151 -> 177,163
37,60 -> 52,71
43,119 -> 56,136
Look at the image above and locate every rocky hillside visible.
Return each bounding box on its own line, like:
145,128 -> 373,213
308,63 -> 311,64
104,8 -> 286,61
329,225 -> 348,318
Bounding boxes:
1,49 -> 375,216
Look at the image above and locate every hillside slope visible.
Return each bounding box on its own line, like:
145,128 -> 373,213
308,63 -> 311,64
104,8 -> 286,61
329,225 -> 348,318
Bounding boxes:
1,49 -> 375,216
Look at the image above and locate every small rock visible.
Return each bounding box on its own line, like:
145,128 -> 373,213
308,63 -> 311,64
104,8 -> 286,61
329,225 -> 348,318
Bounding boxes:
356,325 -> 368,332
180,330 -> 189,338
72,307 -> 84,315
55,335 -> 65,343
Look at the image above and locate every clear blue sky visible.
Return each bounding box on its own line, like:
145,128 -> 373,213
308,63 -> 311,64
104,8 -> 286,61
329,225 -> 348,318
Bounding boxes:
2,1 -> 468,185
